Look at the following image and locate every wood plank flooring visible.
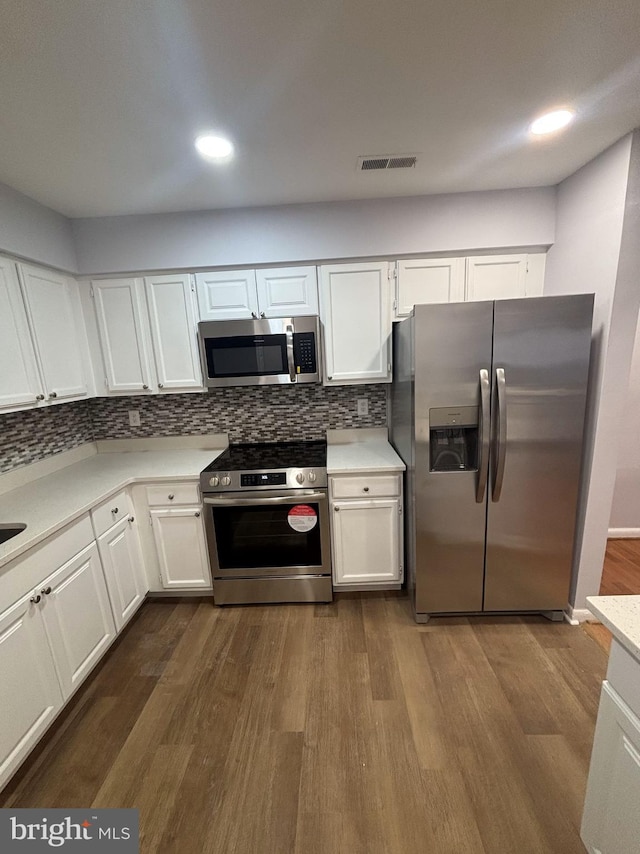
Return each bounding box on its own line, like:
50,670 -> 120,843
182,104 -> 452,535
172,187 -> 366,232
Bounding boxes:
1,593 -> 606,853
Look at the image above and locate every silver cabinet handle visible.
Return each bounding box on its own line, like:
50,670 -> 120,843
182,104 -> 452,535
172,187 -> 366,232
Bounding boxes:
128,515 -> 135,523
49,391 -> 57,399
30,594 -> 41,604
158,382 -> 164,389
251,312 -> 258,319
195,511 -> 200,517
142,384 -> 149,390
492,367 -> 507,502
36,394 -> 45,401
168,493 -> 174,500
260,312 -> 266,318
41,586 -> 52,596
476,368 -> 491,503
286,324 -> 296,383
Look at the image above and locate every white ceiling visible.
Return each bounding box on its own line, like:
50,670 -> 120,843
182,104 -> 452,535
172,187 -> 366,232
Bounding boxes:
1,0 -> 639,218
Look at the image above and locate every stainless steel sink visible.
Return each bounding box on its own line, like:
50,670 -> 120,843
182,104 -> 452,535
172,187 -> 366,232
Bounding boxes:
0,523 -> 27,545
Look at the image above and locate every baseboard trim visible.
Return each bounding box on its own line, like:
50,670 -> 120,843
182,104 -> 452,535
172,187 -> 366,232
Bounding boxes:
564,605 -> 595,625
608,527 -> 640,538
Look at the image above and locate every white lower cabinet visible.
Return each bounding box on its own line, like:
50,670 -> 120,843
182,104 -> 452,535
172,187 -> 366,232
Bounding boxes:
0,592 -> 63,790
330,473 -> 403,588
150,507 -> 211,589
96,516 -> 147,631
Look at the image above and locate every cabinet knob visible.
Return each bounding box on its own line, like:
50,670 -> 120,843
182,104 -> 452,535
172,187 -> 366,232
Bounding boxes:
195,511 -> 200,518
128,515 -> 135,523
260,312 -> 266,318
36,394 -> 45,401
168,494 -> 175,500
158,382 -> 164,388
142,384 -> 149,390
49,391 -> 57,399
328,376 -> 333,381
363,486 -> 369,492
41,586 -> 52,596
111,507 -> 119,514
334,506 -> 340,512
30,594 -> 42,604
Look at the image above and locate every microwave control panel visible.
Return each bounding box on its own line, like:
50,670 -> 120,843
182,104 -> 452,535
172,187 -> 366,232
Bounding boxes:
293,332 -> 317,375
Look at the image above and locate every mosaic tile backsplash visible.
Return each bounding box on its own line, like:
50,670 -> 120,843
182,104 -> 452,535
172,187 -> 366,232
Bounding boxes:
0,385 -> 387,473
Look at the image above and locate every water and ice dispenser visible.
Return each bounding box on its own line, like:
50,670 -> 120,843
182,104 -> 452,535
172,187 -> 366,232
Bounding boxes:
429,406 -> 479,472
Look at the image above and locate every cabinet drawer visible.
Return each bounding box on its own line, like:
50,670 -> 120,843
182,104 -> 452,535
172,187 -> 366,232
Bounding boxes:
331,474 -> 401,499
146,483 -> 200,507
91,489 -> 131,537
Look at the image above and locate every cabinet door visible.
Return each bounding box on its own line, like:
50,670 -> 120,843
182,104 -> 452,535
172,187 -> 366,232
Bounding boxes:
40,543 -> 116,699
150,508 -> 211,588
0,257 -> 43,409
144,274 -> 203,390
19,264 -> 88,401
256,266 -> 319,317
0,592 -> 63,790
331,499 -> 401,585
195,270 -> 259,321
581,682 -> 640,854
396,258 -> 465,318
97,516 -> 147,631
319,262 -> 392,384
92,278 -> 154,394
465,255 -> 528,301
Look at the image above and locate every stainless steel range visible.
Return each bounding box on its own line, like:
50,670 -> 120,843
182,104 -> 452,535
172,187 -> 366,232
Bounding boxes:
200,441 -> 333,605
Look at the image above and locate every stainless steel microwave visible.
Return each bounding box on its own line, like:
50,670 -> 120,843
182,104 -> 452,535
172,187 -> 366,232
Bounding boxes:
198,316 -> 322,388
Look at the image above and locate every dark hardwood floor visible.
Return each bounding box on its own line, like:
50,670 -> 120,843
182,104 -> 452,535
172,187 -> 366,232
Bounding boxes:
1,593 -> 606,853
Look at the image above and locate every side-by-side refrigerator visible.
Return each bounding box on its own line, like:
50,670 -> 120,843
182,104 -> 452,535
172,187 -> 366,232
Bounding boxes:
390,294 -> 594,622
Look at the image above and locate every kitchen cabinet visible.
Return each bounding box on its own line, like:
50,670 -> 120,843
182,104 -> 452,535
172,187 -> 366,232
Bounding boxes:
90,274 -> 202,394
394,253 -> 547,318
195,266 -> 318,321
18,263 -> 89,402
582,638 -> 640,854
144,483 -> 211,590
0,257 -> 43,410
91,489 -> 147,630
319,262 -> 393,384
330,473 -> 403,587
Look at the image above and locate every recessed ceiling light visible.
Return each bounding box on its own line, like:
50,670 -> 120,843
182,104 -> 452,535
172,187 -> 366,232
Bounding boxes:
195,134 -> 234,160
529,109 -> 575,136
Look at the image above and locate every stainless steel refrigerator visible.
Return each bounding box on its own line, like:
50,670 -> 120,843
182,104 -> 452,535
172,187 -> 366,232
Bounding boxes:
390,294 -> 594,622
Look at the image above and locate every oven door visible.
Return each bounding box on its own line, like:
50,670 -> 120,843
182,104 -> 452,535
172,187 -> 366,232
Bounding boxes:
203,489 -> 331,578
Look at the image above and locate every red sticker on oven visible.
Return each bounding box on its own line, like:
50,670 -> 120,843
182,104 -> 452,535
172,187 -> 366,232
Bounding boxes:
287,505 -> 318,532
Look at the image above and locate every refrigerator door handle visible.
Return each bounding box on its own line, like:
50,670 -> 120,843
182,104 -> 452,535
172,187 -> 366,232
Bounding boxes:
492,367 -> 507,502
476,369 -> 491,503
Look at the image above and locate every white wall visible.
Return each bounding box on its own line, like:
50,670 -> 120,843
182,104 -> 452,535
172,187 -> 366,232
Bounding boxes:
0,181 -> 77,273
71,187 -> 555,275
544,131 -> 640,612
610,309 -> 640,534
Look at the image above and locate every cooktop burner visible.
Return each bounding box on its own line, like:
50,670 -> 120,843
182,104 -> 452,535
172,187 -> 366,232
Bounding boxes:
202,440 -> 327,472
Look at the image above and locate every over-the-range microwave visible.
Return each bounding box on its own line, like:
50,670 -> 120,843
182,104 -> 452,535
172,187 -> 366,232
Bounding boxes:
198,316 -> 322,388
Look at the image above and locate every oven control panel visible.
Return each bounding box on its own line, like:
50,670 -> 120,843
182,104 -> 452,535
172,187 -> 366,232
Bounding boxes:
241,472 -> 287,487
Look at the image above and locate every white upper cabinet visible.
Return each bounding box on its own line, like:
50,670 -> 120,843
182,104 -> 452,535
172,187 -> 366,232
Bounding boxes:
255,266 -> 318,317
195,270 -> 259,321
92,278 -> 153,394
18,264 -> 88,402
465,254 -> 528,301
91,275 -> 202,395
319,261 -> 392,384
196,266 -> 319,321
0,258 -> 42,410
144,274 -> 202,390
395,258 -> 465,318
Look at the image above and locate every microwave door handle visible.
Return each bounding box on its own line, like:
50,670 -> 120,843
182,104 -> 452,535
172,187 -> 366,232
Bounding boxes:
286,324 -> 296,383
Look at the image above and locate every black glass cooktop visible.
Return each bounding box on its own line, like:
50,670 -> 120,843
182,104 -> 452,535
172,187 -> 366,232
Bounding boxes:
202,440 -> 327,473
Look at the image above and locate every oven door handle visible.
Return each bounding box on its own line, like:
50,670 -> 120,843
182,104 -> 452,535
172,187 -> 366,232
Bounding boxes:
204,491 -> 327,507
286,324 -> 296,383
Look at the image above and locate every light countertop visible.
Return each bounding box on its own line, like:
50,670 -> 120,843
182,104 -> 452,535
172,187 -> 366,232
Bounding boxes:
326,429 -> 405,474
0,448 -> 224,570
587,595 -> 640,664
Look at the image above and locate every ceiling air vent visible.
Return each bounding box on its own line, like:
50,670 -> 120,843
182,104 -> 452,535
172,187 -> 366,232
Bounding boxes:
358,154 -> 417,171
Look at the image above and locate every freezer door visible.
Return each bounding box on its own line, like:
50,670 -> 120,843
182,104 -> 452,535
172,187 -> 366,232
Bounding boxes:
413,301 -> 494,615
484,294 -> 593,611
